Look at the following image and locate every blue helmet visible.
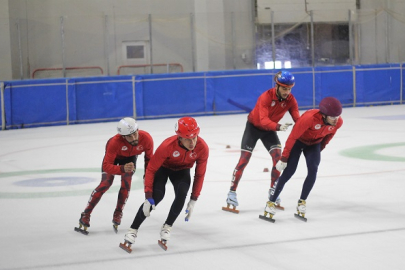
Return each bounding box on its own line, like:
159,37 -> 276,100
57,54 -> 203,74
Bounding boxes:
274,71 -> 295,87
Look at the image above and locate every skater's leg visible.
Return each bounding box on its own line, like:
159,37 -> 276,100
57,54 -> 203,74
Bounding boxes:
113,172 -> 133,225
300,143 -> 321,200
230,121 -> 260,191
129,167 -> 169,230
269,146 -> 281,188
230,150 -> 252,191
269,141 -> 304,202
165,169 -> 191,225
84,173 -> 115,214
261,131 -> 282,188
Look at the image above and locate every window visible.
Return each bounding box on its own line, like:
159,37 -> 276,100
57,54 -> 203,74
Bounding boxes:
122,41 -> 149,64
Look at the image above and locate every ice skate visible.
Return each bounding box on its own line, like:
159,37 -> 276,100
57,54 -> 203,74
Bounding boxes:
119,228 -> 138,253
294,199 -> 307,222
259,201 -> 276,223
269,188 -> 284,210
222,190 -> 240,214
74,212 -> 90,235
158,224 -> 172,251
112,210 -> 123,233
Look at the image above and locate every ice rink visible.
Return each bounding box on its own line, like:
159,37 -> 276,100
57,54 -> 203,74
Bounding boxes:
1,104 -> 405,270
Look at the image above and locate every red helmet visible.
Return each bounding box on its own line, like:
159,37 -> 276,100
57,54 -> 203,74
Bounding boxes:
319,97 -> 342,117
175,117 -> 200,138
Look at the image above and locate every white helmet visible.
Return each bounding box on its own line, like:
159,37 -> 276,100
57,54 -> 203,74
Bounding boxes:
117,117 -> 138,135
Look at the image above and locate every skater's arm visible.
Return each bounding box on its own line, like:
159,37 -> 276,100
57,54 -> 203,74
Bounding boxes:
190,141 -> 209,200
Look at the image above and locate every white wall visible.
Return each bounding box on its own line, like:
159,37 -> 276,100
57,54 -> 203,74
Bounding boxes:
4,0 -> 255,80
3,0 -> 405,80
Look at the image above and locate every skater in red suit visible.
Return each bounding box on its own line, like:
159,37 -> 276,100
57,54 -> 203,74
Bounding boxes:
223,71 -> 300,212
120,116 -> 209,251
76,117 -> 153,234
264,97 -> 343,221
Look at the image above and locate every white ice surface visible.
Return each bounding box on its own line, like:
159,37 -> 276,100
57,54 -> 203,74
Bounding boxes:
0,105 -> 405,270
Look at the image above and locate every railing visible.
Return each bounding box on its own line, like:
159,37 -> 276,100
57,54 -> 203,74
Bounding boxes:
117,63 -> 184,75
32,66 -> 104,79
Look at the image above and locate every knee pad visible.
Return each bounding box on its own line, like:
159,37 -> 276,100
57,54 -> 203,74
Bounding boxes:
269,146 -> 281,166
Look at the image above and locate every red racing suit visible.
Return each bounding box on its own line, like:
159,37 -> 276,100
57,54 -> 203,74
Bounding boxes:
144,135 -> 209,201
102,130 -> 154,174
281,109 -> 344,162
248,87 -> 300,131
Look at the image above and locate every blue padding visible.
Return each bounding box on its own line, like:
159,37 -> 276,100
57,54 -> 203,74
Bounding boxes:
1,64 -> 403,130
5,78 -> 68,128
135,73 -> 207,118
314,66 -> 354,106
355,64 -> 401,105
288,67 -> 314,108
206,69 -> 273,113
71,76 -> 134,123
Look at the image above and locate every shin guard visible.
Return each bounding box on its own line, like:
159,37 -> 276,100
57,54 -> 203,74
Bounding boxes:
230,151 -> 252,191
84,173 -> 114,214
269,146 -> 281,188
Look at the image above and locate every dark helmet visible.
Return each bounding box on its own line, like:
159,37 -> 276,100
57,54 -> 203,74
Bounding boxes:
319,97 -> 342,117
274,71 -> 295,87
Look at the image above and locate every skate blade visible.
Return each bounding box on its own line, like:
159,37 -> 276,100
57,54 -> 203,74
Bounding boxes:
222,204 -> 239,214
294,213 -> 307,222
74,226 -> 89,235
113,224 -> 118,234
259,215 -> 275,223
158,240 -> 168,251
275,205 -> 285,211
119,242 -> 132,253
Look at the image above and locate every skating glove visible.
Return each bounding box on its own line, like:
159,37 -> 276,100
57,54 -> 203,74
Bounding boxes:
279,123 -> 293,131
276,160 -> 287,172
185,199 -> 196,222
143,198 -> 156,217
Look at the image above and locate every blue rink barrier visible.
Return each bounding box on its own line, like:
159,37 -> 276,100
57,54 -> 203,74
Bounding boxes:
0,64 -> 403,130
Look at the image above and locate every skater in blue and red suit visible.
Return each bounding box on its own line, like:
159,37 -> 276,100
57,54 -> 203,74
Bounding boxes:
264,97 -> 343,220
224,71 -> 300,212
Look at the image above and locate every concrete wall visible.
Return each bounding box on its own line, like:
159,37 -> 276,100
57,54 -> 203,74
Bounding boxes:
357,0 -> 405,64
2,0 -> 405,80
4,0 -> 255,80
0,0 -> 12,80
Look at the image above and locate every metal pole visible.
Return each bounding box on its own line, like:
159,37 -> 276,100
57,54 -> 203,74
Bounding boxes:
357,14 -> 361,64
1,82 -> 5,130
310,10 -> 315,108
251,0 -> 257,68
132,76 -> 136,118
385,5 -> 390,63
401,63 -> 403,104
349,10 -> 353,65
352,66 -> 357,107
190,13 -> 196,72
375,9 -> 378,63
310,10 -> 315,67
104,15 -> 110,76
66,79 -> 69,125
60,16 -> 66,78
271,10 -> 276,65
17,22 -> 24,79
148,14 -> 153,74
231,12 -> 236,70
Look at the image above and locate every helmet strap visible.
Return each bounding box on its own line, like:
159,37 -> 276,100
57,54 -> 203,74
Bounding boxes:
321,114 -> 331,125
275,85 -> 284,102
